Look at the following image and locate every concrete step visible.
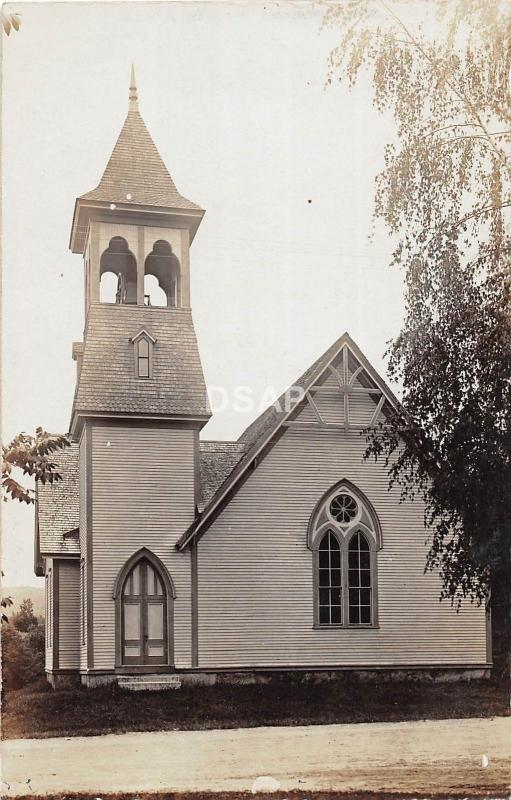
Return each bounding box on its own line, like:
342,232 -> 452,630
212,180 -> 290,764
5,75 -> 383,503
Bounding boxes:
117,675 -> 182,691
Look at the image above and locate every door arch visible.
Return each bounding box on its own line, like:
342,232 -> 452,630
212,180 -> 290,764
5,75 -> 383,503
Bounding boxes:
113,549 -> 175,667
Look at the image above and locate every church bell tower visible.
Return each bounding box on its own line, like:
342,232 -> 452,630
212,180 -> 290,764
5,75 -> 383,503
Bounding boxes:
69,69 -> 210,675
69,67 -> 210,439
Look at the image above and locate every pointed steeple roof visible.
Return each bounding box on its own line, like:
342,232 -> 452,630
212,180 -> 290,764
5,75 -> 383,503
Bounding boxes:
80,67 -> 202,212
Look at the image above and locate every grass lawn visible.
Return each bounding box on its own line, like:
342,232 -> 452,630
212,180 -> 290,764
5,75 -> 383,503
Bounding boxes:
2,673 -> 509,740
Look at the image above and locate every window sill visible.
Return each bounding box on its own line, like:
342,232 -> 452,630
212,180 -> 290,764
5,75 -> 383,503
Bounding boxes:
313,624 -> 380,631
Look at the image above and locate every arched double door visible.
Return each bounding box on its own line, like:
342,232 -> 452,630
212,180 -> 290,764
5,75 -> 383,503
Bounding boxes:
120,556 -> 170,665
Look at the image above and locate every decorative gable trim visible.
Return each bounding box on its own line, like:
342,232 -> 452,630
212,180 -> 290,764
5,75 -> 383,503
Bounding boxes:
176,332 -> 401,552
129,328 -> 157,345
284,341 -> 395,433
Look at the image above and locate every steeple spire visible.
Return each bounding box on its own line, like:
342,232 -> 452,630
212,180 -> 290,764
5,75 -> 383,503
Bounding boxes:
129,64 -> 138,108
70,68 -> 205,254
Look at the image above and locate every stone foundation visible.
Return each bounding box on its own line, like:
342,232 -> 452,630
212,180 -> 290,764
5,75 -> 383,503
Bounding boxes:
47,671 -> 80,689
179,666 -> 491,686
53,665 -> 490,690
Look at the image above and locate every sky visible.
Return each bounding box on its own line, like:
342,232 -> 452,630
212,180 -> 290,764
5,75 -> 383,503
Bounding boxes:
2,0 -> 405,587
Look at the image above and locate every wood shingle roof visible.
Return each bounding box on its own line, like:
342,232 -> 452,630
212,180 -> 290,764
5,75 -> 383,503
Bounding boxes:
199,441 -> 248,509
71,304 -> 210,426
80,105 -> 203,212
37,443 -> 80,555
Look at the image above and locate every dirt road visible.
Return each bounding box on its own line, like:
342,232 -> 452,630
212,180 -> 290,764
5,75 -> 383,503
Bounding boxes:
2,716 -> 509,796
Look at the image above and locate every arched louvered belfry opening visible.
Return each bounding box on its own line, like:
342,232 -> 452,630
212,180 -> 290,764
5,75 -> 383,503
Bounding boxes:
144,239 -> 181,307
113,549 -> 175,667
100,237 -> 137,304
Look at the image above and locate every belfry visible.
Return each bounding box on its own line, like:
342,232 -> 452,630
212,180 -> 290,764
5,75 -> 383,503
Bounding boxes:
70,66 -> 204,312
69,68 -> 210,440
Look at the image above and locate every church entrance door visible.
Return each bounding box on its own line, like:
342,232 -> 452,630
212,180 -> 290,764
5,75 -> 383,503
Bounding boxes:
121,558 -> 167,665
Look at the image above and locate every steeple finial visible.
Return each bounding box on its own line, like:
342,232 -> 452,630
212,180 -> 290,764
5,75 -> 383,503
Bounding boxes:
129,64 -> 138,108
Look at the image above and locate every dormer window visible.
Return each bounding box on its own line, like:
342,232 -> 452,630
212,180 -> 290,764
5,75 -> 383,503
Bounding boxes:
137,338 -> 150,378
130,329 -> 157,380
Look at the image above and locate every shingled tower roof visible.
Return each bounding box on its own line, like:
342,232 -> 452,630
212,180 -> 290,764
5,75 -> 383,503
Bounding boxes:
80,67 -> 201,211
70,67 -> 204,252
70,304 -> 210,434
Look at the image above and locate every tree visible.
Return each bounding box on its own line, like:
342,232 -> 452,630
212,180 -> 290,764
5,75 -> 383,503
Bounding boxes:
324,0 -> 510,644
2,429 -> 69,621
12,598 -> 38,633
2,428 -> 69,505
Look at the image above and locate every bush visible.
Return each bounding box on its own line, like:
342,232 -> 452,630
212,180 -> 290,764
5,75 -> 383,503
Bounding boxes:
2,620 -> 45,691
26,621 -> 45,676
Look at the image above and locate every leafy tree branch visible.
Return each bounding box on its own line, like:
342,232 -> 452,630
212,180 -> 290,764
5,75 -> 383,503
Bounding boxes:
325,0 -> 511,626
2,428 -> 70,504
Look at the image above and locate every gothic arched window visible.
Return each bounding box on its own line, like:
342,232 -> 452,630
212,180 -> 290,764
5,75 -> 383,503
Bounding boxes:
318,530 -> 342,625
347,531 -> 372,625
309,480 -> 381,628
130,328 -> 157,380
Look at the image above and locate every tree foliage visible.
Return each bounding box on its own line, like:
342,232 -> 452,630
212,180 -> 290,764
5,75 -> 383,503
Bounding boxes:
2,11 -> 21,36
2,428 -> 70,505
1,593 -> 14,625
12,598 -> 38,633
2,621 -> 45,691
325,0 -> 511,605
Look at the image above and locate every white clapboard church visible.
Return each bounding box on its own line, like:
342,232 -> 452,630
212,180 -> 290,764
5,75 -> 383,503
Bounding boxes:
35,72 -> 490,688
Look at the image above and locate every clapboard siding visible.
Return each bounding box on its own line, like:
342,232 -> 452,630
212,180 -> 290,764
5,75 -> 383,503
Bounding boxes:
79,427 -> 88,670
90,422 -> 195,669
315,393 -> 344,424
294,402 -> 317,423
197,427 -> 487,668
349,392 -> 380,426
58,560 -> 80,668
